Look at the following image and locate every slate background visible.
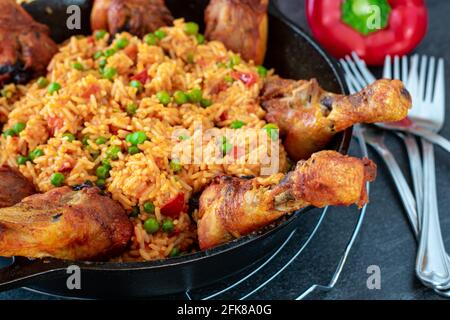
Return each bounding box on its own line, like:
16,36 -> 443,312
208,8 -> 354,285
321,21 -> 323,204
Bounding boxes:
1,0 -> 449,300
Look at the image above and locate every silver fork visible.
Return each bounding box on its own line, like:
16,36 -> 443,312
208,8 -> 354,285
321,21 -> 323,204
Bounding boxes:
340,53 -> 450,291
405,55 -> 450,289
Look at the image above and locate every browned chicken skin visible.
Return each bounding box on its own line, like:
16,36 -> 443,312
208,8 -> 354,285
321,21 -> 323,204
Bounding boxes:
0,0 -> 58,86
91,0 -> 174,37
0,186 -> 132,261
197,150 -> 376,249
205,0 -> 268,64
0,166 -> 35,208
261,77 -> 412,161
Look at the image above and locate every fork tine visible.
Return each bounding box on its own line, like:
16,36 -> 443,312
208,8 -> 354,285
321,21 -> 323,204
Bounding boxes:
351,52 -> 376,84
344,74 -> 358,94
393,56 -> 401,80
433,58 -> 445,120
418,55 -> 428,101
345,55 -> 369,88
425,56 -> 436,104
401,56 -> 409,83
340,59 -> 364,92
383,55 -> 392,79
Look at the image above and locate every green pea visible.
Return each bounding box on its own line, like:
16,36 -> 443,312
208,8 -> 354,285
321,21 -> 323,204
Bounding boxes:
48,82 -> 61,95
224,75 -> 234,84
126,103 -> 138,115
187,88 -> 203,103
95,29 -> 107,40
72,62 -> 84,71
263,123 -> 279,141
143,201 -> 155,213
12,122 -> 26,134
93,51 -> 104,59
101,158 -> 111,169
126,131 -> 147,146
114,37 -> 129,50
154,29 -> 166,40
256,65 -> 268,77
82,135 -> 90,146
196,34 -> 205,44
50,172 -> 65,187
162,219 -> 174,233
130,205 -> 140,217
144,33 -> 158,46
169,247 -> 180,257
96,165 -> 110,179
130,80 -> 143,93
217,62 -> 226,68
173,91 -> 188,105
230,120 -> 246,129
228,55 -> 241,68
144,217 -> 160,234
184,22 -> 199,35
104,48 -> 117,57
96,178 -> 106,187
98,59 -> 107,69
2,129 -> 15,137
29,149 -> 44,161
106,145 -> 121,160
156,91 -> 171,106
17,155 -> 29,165
200,98 -> 212,108
102,67 -> 117,80
128,146 -> 140,155
37,77 -> 49,88
221,137 -> 232,155
95,137 -> 107,145
62,133 -> 76,142
170,159 -> 182,172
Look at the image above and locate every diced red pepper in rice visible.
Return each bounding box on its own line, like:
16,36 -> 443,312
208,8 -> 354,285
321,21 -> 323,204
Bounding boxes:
161,193 -> 185,218
81,84 -> 100,99
231,71 -> 258,87
47,116 -> 64,136
131,70 -> 149,84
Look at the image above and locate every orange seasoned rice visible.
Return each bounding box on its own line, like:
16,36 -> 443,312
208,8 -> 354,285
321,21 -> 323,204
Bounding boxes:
0,19 -> 289,261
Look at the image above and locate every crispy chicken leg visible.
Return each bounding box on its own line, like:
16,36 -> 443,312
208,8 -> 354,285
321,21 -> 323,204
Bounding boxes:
197,150 -> 376,249
0,0 -> 58,86
205,0 -> 268,64
261,77 -> 412,160
91,0 -> 174,37
0,166 -> 35,208
0,186 -> 132,261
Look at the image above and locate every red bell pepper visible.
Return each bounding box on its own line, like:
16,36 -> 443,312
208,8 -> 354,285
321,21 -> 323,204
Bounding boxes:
231,71 -> 258,87
306,0 -> 428,66
161,193 -> 185,218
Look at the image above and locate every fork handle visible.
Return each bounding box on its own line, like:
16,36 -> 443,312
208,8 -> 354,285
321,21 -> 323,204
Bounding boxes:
416,140 -> 450,289
368,143 -> 419,237
406,127 -> 450,154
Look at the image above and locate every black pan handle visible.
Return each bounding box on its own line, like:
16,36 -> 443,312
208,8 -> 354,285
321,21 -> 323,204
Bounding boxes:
0,257 -> 69,292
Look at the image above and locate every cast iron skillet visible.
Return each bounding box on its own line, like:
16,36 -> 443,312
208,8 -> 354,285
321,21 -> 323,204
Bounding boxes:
0,0 -> 351,298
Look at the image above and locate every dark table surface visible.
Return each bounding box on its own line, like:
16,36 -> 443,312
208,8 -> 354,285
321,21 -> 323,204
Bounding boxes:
1,0 -> 449,300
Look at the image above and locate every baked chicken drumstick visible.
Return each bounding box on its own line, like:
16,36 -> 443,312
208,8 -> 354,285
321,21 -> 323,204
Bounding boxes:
262,78 -> 412,160
0,186 -> 132,261
0,0 -> 58,86
205,0 -> 268,65
0,166 -> 35,208
91,0 -> 174,37
198,150 -> 377,249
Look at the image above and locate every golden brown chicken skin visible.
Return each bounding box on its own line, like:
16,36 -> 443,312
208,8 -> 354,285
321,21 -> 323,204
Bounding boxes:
261,77 -> 412,161
205,0 -> 268,65
0,166 -> 35,208
91,0 -> 174,38
197,150 -> 376,249
0,0 -> 58,86
0,186 -> 133,261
